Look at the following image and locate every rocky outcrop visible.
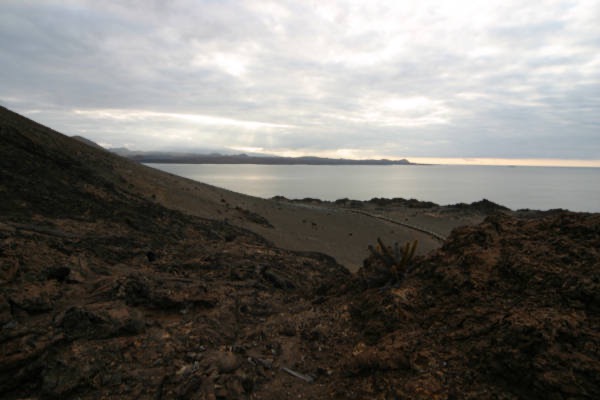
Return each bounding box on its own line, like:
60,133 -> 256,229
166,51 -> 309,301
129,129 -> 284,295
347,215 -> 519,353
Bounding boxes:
346,211 -> 600,399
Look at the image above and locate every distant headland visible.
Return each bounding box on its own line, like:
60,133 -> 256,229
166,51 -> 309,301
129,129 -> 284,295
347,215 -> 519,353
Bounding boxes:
107,148 -> 415,165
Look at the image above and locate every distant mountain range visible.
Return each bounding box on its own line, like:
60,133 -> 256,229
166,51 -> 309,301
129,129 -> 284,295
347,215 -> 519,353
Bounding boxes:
106,148 -> 414,166
71,136 -> 415,165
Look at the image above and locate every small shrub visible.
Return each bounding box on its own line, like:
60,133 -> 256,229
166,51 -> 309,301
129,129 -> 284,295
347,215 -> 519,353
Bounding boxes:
369,238 -> 418,281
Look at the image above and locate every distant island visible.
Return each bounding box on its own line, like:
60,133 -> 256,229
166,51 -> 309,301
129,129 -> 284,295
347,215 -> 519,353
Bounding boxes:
107,148 -> 415,166
70,136 -> 416,165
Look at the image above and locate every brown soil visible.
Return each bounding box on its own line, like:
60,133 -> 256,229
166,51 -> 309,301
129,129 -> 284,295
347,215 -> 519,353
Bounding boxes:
1,106 -> 598,399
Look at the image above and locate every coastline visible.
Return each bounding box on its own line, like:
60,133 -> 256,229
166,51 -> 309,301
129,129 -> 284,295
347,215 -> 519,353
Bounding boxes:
119,158 -> 510,271
146,163 -> 600,213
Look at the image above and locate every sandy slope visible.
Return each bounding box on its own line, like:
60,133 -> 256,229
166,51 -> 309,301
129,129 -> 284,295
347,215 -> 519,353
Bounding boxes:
109,160 -> 486,271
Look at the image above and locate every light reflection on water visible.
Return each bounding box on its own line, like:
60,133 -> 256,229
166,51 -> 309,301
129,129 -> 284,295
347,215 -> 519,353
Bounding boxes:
146,163 -> 600,212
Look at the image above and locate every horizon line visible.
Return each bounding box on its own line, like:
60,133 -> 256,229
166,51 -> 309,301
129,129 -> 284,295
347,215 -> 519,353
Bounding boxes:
406,157 -> 600,168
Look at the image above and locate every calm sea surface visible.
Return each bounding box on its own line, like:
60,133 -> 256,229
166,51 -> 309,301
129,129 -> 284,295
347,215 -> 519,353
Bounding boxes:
147,164 -> 600,212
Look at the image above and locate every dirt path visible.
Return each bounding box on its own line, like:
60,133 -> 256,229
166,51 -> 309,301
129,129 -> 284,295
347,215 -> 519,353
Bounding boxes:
347,209 -> 447,242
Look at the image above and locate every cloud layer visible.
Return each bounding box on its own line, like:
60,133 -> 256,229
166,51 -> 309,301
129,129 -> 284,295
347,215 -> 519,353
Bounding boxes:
1,0 -> 599,160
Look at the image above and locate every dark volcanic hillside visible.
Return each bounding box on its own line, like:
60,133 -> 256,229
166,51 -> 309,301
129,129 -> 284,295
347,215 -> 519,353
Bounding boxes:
1,106 -> 599,399
0,107 -> 350,398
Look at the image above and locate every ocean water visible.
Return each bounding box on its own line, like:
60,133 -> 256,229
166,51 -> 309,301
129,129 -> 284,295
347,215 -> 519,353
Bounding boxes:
147,164 -> 600,212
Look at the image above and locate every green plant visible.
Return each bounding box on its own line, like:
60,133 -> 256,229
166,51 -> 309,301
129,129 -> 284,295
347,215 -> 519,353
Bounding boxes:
368,238 -> 418,282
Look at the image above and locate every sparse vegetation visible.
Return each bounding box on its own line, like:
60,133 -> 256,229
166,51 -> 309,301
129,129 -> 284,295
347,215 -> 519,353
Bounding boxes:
366,238 -> 418,284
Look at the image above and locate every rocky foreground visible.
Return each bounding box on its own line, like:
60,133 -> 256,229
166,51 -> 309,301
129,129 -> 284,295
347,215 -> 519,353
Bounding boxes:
1,107 -> 599,399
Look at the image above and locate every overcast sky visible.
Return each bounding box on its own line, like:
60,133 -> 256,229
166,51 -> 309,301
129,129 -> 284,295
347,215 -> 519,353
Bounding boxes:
1,0 -> 599,163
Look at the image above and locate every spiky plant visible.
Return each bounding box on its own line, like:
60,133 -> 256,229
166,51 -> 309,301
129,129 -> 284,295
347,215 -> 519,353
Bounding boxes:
367,238 -> 418,282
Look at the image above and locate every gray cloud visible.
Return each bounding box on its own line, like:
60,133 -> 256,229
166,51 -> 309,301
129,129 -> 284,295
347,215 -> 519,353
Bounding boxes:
1,0 -> 599,161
